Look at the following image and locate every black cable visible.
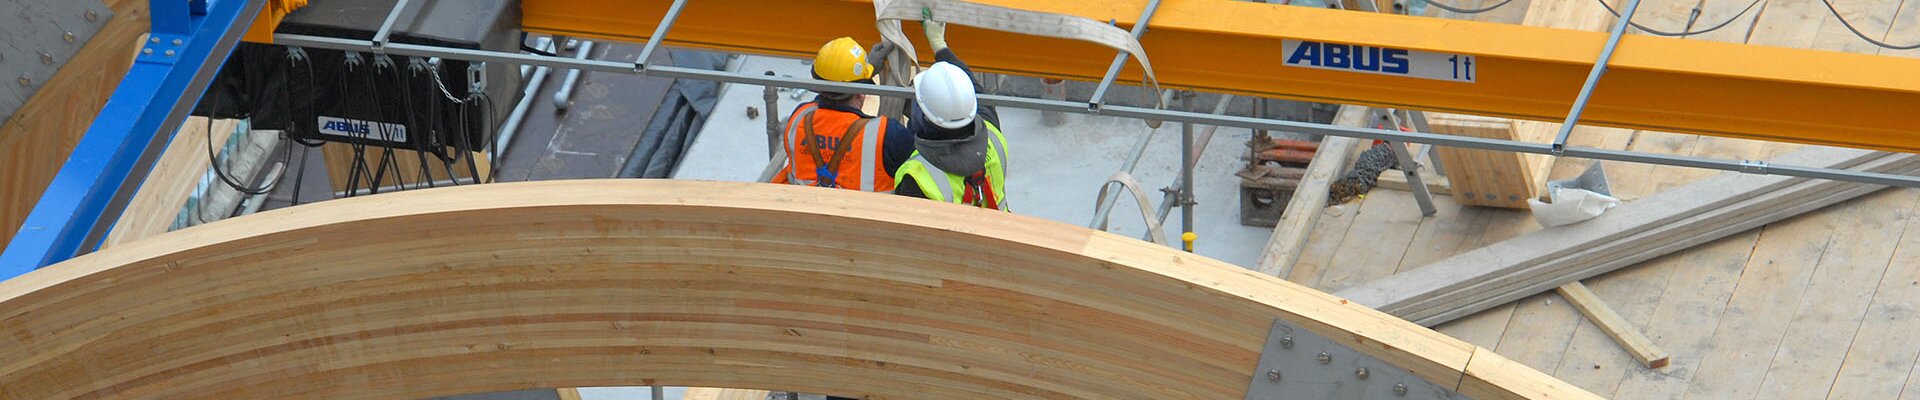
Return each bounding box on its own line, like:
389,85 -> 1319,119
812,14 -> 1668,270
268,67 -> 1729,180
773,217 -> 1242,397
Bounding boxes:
521,44 -> 557,57
400,62 -> 438,189
1423,0 -> 1515,14
367,57 -> 411,192
290,140 -> 310,206
1818,0 -> 1920,50
1595,0 -> 1765,37
203,102 -> 275,196
337,57 -> 377,196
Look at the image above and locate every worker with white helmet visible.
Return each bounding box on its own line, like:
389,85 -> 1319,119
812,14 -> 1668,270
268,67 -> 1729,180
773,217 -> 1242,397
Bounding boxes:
771,37 -> 917,192
894,9 -> 1009,210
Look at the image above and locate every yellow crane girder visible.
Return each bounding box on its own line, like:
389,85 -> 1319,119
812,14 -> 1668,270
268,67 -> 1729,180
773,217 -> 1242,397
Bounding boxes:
514,0 -> 1920,153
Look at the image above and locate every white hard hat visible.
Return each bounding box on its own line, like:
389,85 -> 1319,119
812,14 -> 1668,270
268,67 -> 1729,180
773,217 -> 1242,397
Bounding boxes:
913,62 -> 978,130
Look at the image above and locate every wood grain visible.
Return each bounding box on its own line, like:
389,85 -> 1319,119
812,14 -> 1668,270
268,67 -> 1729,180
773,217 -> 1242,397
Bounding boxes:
0,180 -> 1597,400
1553,282 -> 1669,369
101,118 -> 238,249
1255,107 -> 1367,277
1427,114 -> 1536,209
0,0 -> 149,253
683,388 -> 771,400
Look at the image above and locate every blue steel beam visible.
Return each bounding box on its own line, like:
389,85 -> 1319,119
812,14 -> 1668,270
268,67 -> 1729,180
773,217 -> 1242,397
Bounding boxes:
0,0 -> 265,278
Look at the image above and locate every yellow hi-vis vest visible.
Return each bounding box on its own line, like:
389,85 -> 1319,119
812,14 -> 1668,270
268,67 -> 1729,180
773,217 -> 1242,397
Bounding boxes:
894,120 -> 1009,210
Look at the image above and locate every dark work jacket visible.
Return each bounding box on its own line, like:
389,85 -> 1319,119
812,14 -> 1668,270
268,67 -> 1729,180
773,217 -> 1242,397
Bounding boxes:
896,48 -> 1002,200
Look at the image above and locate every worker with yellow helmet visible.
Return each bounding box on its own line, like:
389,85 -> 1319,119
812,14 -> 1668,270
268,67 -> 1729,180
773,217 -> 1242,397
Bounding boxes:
771,37 -> 917,193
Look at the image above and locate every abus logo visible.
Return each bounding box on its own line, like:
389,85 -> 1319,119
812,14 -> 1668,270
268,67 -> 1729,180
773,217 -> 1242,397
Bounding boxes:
322,120 -> 371,135
1280,39 -> 1476,83
1285,41 -> 1411,74
317,116 -> 409,142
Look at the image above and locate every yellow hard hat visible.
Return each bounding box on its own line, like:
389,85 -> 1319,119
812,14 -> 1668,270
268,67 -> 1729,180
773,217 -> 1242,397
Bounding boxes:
813,37 -> 876,83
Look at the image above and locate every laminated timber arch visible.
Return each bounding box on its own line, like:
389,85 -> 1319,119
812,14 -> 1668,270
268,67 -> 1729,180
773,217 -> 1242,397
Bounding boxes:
0,180 -> 1593,400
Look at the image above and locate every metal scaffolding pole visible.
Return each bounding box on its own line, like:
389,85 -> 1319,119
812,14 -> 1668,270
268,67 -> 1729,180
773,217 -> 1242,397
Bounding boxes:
270,33 -> 1920,188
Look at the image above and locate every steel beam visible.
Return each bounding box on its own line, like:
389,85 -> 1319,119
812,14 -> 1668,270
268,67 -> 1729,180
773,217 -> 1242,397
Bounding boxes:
0,0 -> 264,276
268,34 -> 1920,190
499,0 -> 1920,153
1553,0 -> 1641,153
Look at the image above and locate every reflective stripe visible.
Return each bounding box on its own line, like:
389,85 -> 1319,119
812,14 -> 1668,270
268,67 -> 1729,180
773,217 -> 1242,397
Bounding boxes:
912,154 -> 957,202
986,123 -> 1009,209
987,123 -> 1008,176
785,106 -> 816,185
858,118 -> 881,191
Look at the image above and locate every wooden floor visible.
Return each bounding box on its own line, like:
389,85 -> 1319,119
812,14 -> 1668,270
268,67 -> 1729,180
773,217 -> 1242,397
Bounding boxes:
1291,0 -> 1920,399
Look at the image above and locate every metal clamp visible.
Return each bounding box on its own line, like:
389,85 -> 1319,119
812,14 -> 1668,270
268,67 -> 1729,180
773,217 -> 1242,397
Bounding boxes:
1739,160 -> 1770,175
467,62 -> 488,93
1245,318 -> 1466,399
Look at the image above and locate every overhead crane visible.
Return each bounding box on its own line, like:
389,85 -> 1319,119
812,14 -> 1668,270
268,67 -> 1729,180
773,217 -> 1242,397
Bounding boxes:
8,0 -> 1920,279
504,0 -> 1920,153
7,0 -> 1920,287
0,1 -> 1914,399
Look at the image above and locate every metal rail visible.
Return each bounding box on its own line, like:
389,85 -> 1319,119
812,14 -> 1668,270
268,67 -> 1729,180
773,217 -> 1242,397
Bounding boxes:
369,0 -> 409,49
1553,0 -> 1643,153
1087,0 -> 1160,111
271,33 -> 1920,190
634,0 -> 688,71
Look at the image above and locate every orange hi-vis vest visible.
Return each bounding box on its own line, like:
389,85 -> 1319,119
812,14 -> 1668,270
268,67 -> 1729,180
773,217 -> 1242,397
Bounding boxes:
775,103 -> 896,192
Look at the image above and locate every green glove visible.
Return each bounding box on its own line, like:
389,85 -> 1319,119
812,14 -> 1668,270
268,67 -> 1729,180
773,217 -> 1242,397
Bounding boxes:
922,7 -> 949,51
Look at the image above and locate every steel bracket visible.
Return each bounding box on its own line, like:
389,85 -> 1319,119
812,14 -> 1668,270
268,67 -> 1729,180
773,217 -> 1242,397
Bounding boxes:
1245,318 -> 1467,400
137,34 -> 191,65
0,0 -> 114,127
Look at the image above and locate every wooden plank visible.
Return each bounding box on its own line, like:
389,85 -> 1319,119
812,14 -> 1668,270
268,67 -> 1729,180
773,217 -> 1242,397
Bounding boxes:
101,118 -> 238,249
1433,210 -> 1541,349
319,143 -> 491,193
1754,188 -> 1919,400
555,388 -> 584,400
1607,233 -> 1759,399
1286,195 -> 1362,284
1254,106 -> 1369,277
1824,198 -> 1920,400
1463,346 -> 1595,400
1678,203 -> 1847,399
0,180 -> 1599,400
1428,0 -> 1534,24
1428,114 -> 1535,209
684,388 -> 772,400
1377,169 -> 1452,195
0,0 -> 148,253
1842,9 -> 1920,399
1553,282 -> 1669,369
1313,188 -> 1425,293
1492,292 -> 1583,374
1546,257 -> 1680,395
1338,147 -> 1920,326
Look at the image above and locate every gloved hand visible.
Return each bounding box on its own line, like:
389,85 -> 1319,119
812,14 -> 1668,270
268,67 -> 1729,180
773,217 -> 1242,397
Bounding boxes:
922,7 -> 949,51
867,40 -> 896,70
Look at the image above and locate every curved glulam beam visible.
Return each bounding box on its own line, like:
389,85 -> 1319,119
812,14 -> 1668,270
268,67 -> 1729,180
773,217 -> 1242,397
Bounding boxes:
0,180 -> 1593,400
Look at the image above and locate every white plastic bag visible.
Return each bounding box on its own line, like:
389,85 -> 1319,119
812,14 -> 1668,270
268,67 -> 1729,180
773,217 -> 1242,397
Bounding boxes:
1529,187 -> 1621,227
